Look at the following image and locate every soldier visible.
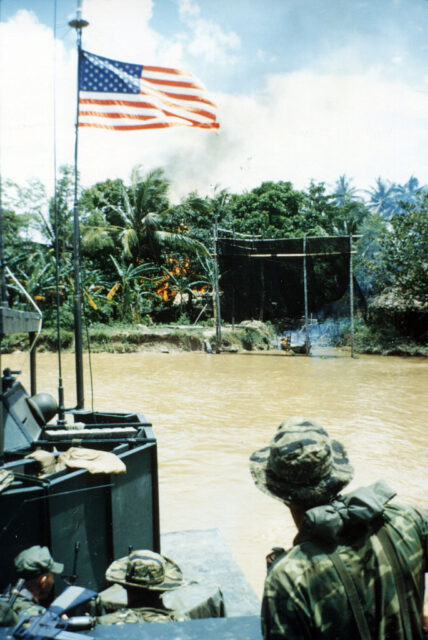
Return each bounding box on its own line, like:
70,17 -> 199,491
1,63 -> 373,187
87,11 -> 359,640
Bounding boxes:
0,545 -> 63,626
96,549 -> 225,625
249,416 -> 428,639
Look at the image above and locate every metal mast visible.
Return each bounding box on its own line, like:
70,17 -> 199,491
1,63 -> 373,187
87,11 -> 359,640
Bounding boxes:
68,1 -> 89,409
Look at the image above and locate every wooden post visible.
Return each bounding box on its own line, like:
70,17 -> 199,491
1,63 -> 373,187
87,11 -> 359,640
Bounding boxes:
303,236 -> 310,355
349,234 -> 355,358
213,218 -> 222,352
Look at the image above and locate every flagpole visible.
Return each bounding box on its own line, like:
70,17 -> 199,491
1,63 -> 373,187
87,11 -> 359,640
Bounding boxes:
69,2 -> 89,409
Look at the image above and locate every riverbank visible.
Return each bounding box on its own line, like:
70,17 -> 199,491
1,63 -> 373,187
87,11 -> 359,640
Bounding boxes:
1,321 -> 275,354
2,320 -> 426,356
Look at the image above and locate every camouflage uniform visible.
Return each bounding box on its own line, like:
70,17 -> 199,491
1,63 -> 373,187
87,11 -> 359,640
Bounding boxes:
249,418 -> 428,640
96,606 -> 179,625
0,586 -> 47,626
95,549 -> 223,625
7,589 -> 46,622
262,498 -> 427,639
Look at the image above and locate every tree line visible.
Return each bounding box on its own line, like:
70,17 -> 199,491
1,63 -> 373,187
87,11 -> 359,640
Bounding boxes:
2,167 -> 427,333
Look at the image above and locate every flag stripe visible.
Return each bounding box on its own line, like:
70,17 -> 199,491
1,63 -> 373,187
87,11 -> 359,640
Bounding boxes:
139,77 -> 216,107
143,65 -> 189,75
80,121 -> 219,131
144,76 -> 204,90
79,97 -> 217,122
80,109 -> 214,128
80,91 -> 217,111
78,50 -> 219,132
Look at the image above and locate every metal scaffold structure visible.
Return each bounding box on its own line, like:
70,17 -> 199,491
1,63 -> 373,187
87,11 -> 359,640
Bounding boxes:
213,233 -> 360,357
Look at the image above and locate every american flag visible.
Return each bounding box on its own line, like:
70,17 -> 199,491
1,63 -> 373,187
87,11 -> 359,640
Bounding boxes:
78,50 -> 219,131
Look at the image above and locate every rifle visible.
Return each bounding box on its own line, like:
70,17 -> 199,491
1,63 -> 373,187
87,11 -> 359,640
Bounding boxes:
67,542 -> 81,586
12,585 -> 96,640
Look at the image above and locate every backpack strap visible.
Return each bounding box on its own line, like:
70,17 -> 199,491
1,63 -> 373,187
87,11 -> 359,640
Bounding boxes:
376,524 -> 414,640
329,551 -> 372,640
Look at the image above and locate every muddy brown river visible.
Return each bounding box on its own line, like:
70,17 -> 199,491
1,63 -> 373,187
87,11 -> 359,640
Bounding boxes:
5,348 -> 427,596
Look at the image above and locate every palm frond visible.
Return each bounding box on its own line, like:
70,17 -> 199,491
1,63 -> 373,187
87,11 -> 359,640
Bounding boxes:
155,231 -> 210,257
120,228 -> 139,258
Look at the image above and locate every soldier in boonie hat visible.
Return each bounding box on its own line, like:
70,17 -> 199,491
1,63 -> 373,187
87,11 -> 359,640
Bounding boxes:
249,417 -> 428,639
249,416 -> 353,508
96,550 -> 226,626
95,550 -> 185,625
105,550 -> 184,592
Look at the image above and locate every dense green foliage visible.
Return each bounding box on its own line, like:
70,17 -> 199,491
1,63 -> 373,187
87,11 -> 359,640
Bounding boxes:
367,194 -> 428,303
2,168 -> 427,346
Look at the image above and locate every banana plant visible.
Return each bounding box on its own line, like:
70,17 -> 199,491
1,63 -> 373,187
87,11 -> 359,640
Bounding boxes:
108,256 -> 159,322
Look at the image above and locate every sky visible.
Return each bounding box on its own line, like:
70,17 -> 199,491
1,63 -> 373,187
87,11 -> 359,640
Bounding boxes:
1,0 -> 427,202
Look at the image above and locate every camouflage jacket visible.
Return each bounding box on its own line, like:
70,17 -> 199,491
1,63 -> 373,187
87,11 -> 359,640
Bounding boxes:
96,606 -> 181,625
261,482 -> 427,640
0,588 -> 46,627
10,590 -> 46,620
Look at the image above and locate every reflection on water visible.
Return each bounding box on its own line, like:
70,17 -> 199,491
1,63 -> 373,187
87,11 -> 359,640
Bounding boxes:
5,348 -> 428,596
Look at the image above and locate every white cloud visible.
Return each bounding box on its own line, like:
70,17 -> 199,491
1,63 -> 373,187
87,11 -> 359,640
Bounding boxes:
0,10 -> 75,191
177,0 -> 241,65
161,71 -> 428,199
1,6 -> 427,204
178,0 -> 201,19
81,0 -> 183,66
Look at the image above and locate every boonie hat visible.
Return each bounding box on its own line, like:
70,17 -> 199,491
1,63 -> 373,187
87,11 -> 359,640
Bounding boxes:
105,550 -> 184,591
14,545 -> 64,579
250,417 -> 354,507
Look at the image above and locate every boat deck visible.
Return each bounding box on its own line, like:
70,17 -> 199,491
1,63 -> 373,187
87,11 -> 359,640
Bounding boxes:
89,615 -> 261,639
161,528 -> 260,618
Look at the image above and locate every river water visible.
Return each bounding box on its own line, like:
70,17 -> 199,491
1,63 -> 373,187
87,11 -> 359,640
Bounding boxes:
5,347 -> 427,597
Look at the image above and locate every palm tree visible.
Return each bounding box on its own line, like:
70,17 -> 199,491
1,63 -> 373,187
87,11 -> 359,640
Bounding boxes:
82,167 -> 209,263
364,177 -> 398,219
330,199 -> 369,236
394,176 -> 426,212
333,174 -> 359,207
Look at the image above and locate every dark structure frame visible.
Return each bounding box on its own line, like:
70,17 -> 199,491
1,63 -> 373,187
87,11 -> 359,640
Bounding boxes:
214,233 -> 358,356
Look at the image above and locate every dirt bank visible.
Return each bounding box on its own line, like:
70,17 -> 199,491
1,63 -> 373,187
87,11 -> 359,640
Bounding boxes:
2,321 -> 275,354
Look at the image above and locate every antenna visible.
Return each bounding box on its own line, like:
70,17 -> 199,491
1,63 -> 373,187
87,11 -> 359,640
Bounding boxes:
0,0 -> 8,310
50,0 -> 67,425
68,1 -> 89,410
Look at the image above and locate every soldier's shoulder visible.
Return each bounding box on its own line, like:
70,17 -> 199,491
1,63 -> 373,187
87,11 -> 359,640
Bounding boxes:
385,503 -> 427,534
266,543 -> 325,587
